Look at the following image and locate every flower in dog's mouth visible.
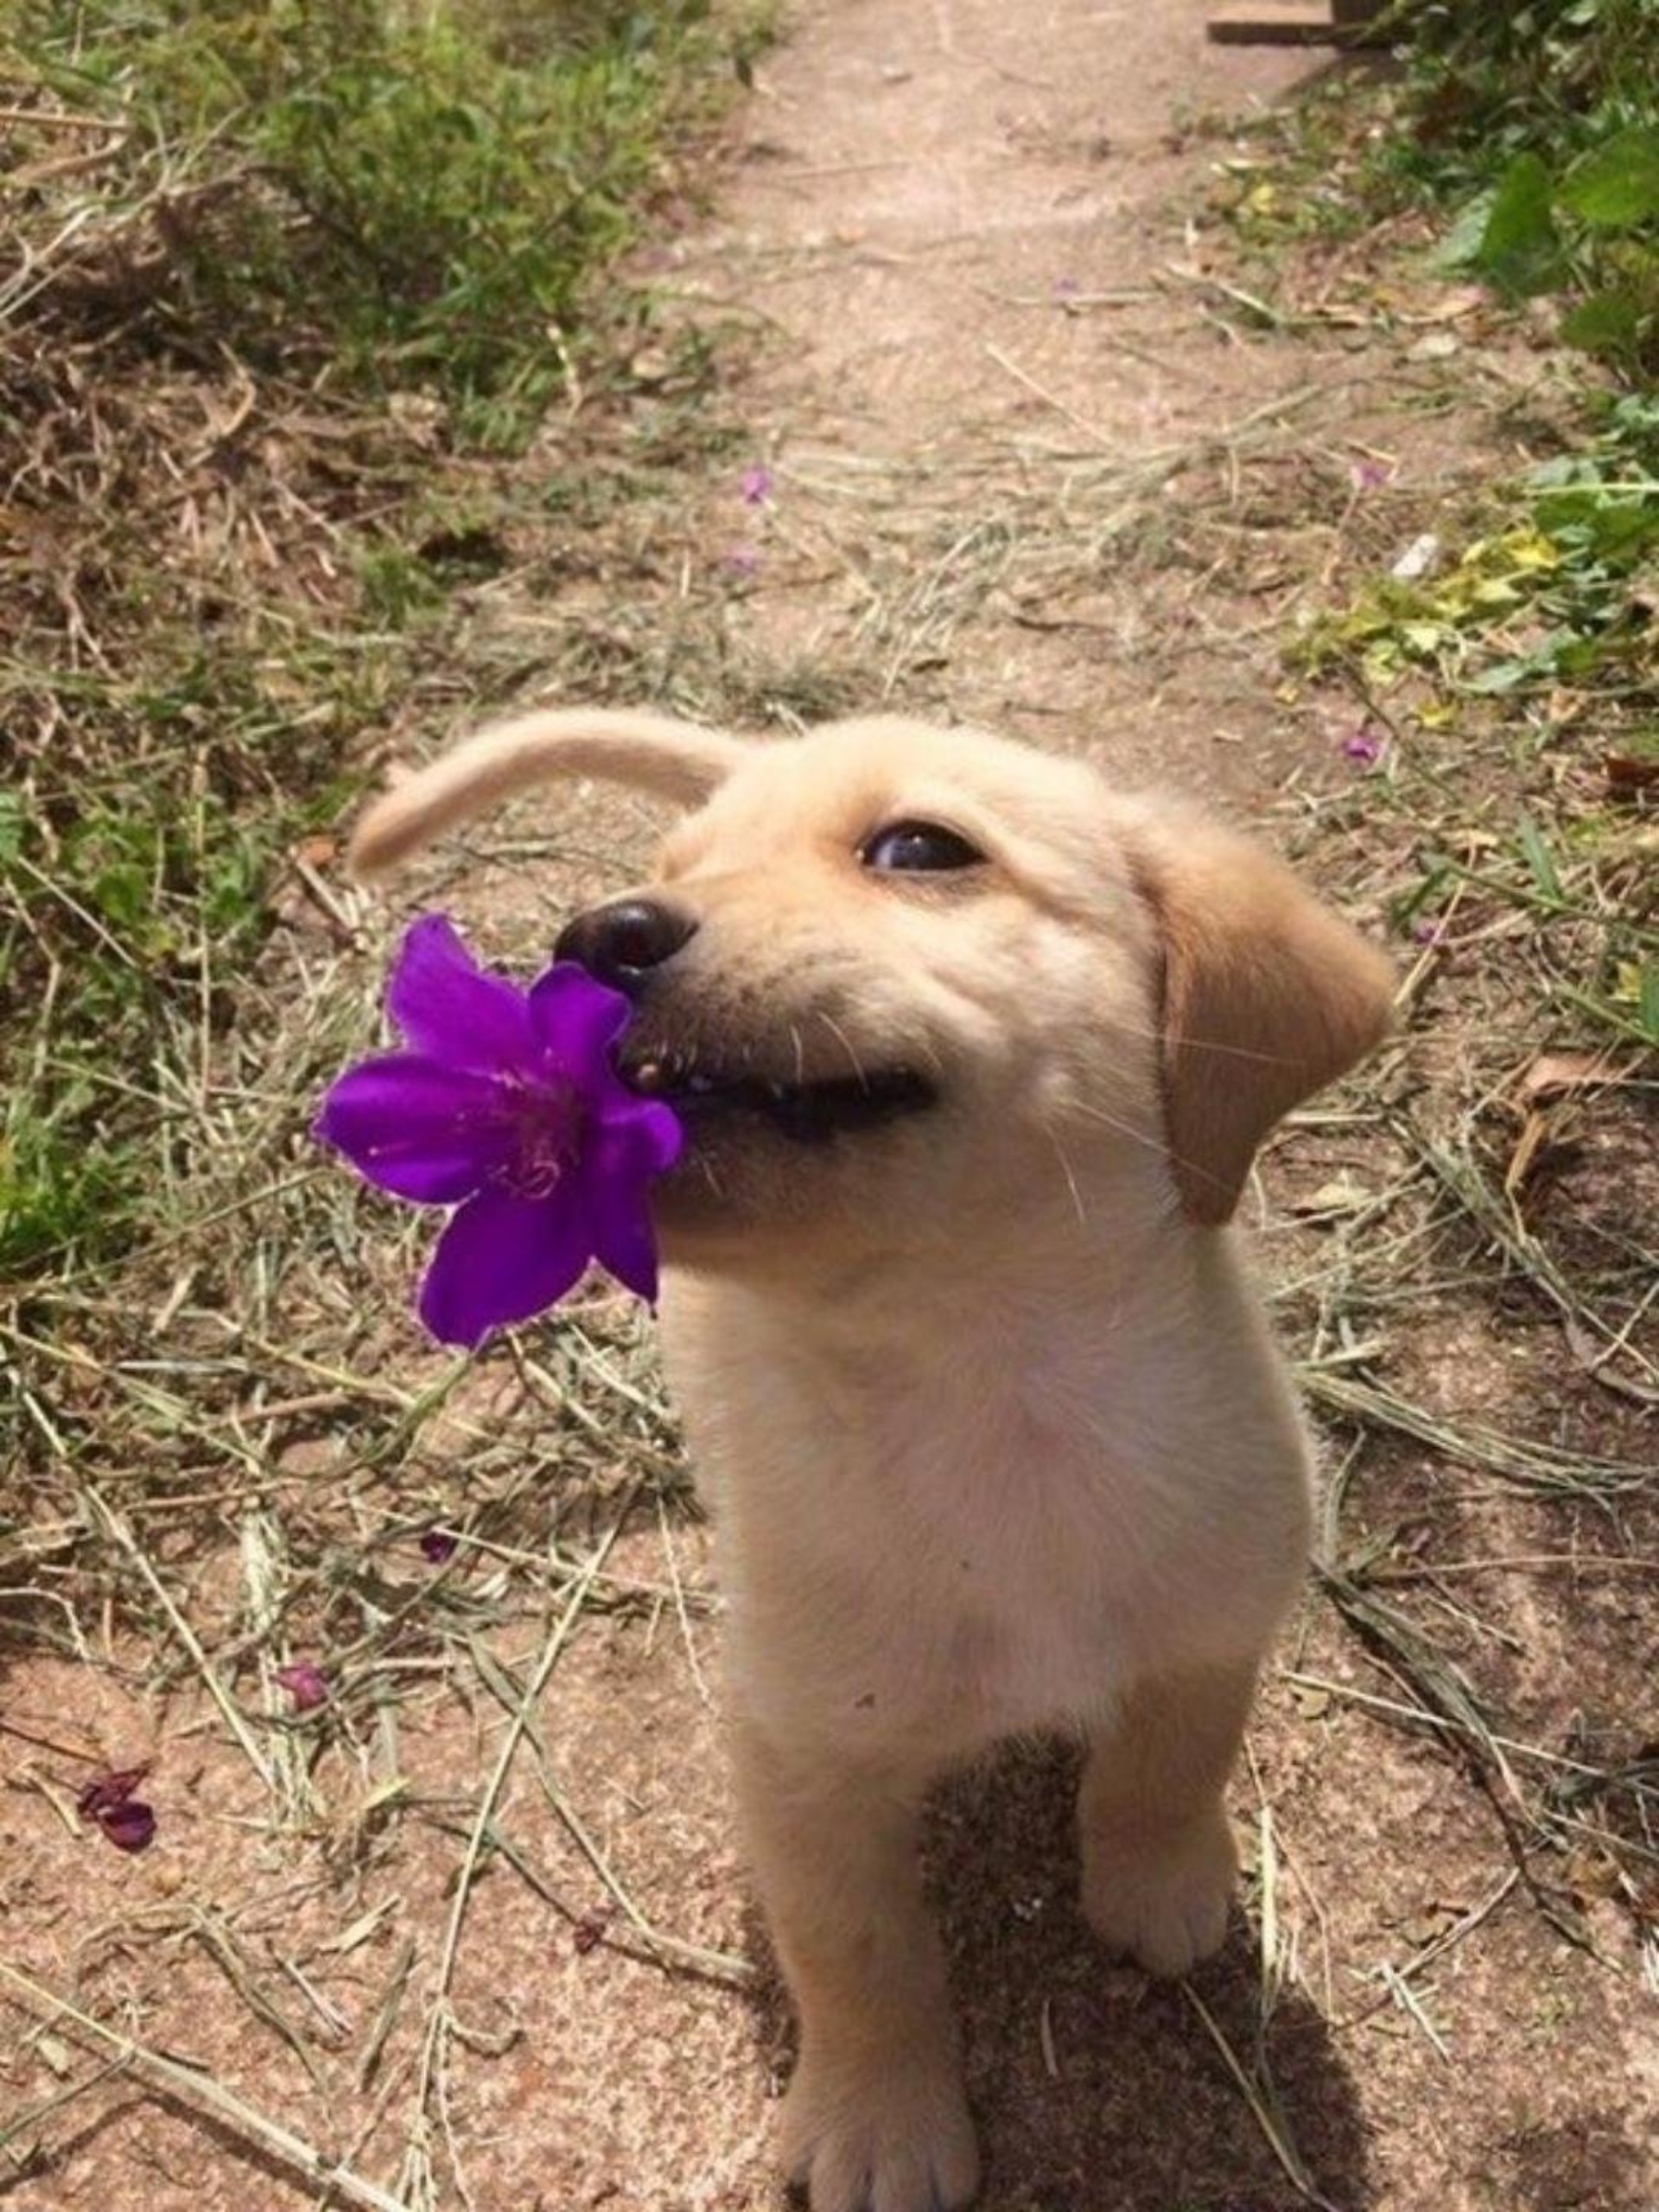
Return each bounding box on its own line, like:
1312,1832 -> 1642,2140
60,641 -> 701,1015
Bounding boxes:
317,916 -> 682,1348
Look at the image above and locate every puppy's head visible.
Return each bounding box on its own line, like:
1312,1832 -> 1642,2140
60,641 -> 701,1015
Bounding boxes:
350,709 -> 1394,1270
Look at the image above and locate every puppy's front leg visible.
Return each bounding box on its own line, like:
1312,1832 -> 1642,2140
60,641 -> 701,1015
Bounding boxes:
1079,1658 -> 1258,1979
732,1719 -> 980,2212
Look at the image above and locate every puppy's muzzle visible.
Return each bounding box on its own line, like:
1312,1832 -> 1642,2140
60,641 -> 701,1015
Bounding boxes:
555,897 -> 697,995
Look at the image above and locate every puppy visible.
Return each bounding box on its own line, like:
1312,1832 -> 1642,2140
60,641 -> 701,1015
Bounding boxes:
351,709 -> 1394,2212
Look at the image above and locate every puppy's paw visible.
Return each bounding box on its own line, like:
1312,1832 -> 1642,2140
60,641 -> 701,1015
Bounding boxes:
1082,1805 -> 1237,1979
781,2050 -> 980,2212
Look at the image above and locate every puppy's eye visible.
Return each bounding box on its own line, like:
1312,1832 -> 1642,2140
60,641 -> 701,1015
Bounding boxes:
861,821 -> 984,874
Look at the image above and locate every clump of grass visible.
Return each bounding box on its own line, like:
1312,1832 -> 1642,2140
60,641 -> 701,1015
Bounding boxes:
5,0 -> 762,442
1212,4 -> 1659,371
1382,0 -> 1659,198
0,0 -> 755,1284
1287,395 -> 1659,1058
1375,3 -> 1659,371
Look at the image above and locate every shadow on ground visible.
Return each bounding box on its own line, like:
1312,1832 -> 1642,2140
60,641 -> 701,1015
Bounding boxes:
745,1738 -> 1371,2212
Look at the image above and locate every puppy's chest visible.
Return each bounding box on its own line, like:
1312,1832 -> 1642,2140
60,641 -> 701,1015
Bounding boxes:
726,1379 -> 1173,1748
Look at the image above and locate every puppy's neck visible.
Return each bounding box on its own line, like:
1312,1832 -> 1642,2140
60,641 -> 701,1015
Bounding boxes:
695,1182 -> 1192,1347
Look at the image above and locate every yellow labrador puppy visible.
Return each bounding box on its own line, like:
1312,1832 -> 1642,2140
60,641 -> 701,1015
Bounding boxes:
352,709 -> 1393,2212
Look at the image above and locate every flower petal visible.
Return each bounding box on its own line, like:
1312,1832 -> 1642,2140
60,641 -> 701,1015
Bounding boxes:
99,1799 -> 157,1853
588,1187 -> 660,1304
275,1662 -> 330,1713
417,1185 -> 594,1348
593,1090 -> 683,1178
78,1767 -> 149,1821
525,963 -> 632,1085
583,1103 -> 679,1302
317,1054 -> 512,1203
386,915 -> 536,1075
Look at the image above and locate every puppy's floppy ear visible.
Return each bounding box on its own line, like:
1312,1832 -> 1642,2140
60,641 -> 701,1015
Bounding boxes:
347,707 -> 752,880
1128,810 -> 1395,1225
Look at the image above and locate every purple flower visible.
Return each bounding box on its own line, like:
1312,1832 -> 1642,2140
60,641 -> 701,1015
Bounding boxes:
419,1526 -> 459,1565
1410,918 -> 1447,946
1053,275 -> 1081,301
78,1767 -> 156,1853
739,463 -> 774,507
99,1800 -> 158,1852
1351,457 -> 1392,493
1339,726 -> 1387,767
721,543 -> 760,578
276,1662 -> 330,1713
316,917 -> 682,1348
78,1766 -> 149,1821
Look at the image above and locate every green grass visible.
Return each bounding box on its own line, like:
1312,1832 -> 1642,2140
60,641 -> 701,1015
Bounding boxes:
7,0 -> 765,441
1214,3 -> 1659,370
1198,9 -> 1659,1063
1369,3 -> 1659,371
1,623 -> 393,1274
1284,402 -> 1659,1060
0,0 -> 760,1286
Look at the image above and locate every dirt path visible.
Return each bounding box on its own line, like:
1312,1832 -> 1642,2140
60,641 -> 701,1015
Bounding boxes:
673,0 -> 1344,804
7,7 -> 1655,2212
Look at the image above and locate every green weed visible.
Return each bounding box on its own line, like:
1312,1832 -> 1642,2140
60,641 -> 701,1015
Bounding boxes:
1380,0 -> 1659,372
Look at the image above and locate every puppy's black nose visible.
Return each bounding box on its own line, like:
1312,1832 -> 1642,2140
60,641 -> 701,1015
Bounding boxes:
554,898 -> 696,993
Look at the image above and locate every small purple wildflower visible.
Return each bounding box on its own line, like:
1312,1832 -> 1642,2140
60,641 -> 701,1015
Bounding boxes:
739,463 -> 774,507
1351,457 -> 1392,493
276,1661 -> 330,1713
721,543 -> 761,578
419,1526 -> 459,1565
317,917 -> 682,1348
78,1766 -> 156,1853
1410,918 -> 1447,947
78,1767 -> 148,1821
99,1800 -> 158,1852
1053,274 -> 1082,302
1339,726 -> 1387,767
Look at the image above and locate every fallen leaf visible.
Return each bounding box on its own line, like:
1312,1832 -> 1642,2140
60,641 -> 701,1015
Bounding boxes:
1503,1110 -> 1554,1197
1605,753 -> 1659,804
1391,531 -> 1442,581
1561,1842 -> 1625,1904
1518,1051 -> 1615,1103
1397,1900 -> 1464,1949
1294,1177 -> 1375,1217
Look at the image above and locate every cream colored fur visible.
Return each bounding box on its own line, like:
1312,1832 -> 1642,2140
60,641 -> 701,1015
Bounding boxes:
349,707 -> 1395,2212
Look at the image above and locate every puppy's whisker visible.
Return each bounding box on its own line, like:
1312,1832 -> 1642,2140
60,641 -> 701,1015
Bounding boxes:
1106,1013 -> 1314,1068
912,1033 -> 949,1084
1064,1096 -> 1232,1196
1039,1119 -> 1089,1230
814,1012 -> 869,1088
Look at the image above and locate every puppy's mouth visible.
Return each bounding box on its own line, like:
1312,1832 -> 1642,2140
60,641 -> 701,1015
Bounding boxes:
622,1051 -> 937,1145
